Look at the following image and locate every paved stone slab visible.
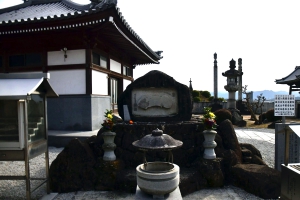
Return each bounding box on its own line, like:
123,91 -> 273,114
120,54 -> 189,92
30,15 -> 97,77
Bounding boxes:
40,193 -> 58,200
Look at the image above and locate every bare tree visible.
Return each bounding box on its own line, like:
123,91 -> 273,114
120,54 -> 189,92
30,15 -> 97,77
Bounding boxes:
242,85 -> 260,124
253,93 -> 266,118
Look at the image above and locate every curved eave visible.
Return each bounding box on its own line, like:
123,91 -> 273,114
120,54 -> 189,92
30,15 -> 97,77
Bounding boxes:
275,66 -> 300,85
105,17 -> 160,65
222,70 -> 243,77
113,7 -> 162,61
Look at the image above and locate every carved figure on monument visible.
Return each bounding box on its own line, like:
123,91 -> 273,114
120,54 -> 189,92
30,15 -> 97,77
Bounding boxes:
132,88 -> 178,117
136,93 -> 174,110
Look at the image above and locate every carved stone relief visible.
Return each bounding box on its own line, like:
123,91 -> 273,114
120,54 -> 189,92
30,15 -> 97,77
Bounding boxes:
132,88 -> 178,117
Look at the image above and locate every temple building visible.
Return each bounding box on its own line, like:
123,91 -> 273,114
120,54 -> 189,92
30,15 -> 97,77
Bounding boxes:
0,0 -> 162,131
275,66 -> 300,94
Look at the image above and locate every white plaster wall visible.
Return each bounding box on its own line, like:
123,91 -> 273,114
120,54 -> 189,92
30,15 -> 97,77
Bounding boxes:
47,49 -> 86,66
123,79 -> 132,91
110,59 -> 121,74
49,70 -> 86,95
92,70 -> 108,95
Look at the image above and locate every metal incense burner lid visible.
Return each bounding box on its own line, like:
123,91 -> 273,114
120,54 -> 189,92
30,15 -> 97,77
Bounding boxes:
132,128 -> 183,151
133,128 -> 183,172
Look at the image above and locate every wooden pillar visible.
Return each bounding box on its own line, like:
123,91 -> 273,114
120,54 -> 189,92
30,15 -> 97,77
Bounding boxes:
107,53 -> 111,96
42,50 -> 47,73
86,48 -> 92,95
3,52 -> 8,73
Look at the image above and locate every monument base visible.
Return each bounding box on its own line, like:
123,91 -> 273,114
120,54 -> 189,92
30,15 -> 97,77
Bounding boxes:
135,186 -> 182,200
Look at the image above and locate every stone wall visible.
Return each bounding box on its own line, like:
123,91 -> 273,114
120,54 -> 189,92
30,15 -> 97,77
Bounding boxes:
49,119 -> 281,199
113,119 -> 204,168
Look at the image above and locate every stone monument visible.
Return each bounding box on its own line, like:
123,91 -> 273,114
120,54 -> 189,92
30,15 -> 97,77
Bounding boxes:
118,70 -> 192,122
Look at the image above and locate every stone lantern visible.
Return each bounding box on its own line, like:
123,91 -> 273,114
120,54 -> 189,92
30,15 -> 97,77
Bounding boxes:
222,59 -> 245,125
222,59 -> 243,109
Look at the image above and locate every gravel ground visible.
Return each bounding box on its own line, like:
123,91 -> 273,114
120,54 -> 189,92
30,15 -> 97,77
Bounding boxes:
235,128 -> 275,168
0,128 -> 276,200
0,147 -> 63,200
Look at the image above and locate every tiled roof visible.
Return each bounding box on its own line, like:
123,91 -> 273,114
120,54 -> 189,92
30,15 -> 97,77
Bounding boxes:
275,66 -> 300,84
0,0 -> 117,24
0,2 -> 79,22
0,0 -> 162,64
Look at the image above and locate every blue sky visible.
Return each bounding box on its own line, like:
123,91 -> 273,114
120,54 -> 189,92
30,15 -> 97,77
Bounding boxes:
1,0 -> 300,95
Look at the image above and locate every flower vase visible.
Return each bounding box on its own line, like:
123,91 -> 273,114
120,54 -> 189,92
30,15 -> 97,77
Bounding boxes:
203,129 -> 217,159
102,131 -> 116,161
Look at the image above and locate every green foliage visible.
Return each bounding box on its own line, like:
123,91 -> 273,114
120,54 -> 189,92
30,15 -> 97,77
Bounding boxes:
193,97 -> 201,103
218,97 -> 225,102
200,90 -> 211,98
265,109 -> 281,122
214,109 -> 232,125
192,90 -> 200,98
208,96 -> 214,102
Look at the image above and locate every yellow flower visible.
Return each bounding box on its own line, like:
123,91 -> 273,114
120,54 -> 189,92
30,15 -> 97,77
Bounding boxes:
209,112 -> 215,119
107,114 -> 113,119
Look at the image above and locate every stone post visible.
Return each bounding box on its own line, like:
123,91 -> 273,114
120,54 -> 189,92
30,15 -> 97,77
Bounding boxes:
238,58 -> 242,101
189,78 -> 193,92
214,53 -> 218,99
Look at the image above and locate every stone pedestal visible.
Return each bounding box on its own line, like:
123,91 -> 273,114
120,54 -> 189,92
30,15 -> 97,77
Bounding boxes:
135,186 -> 182,200
102,131 -> 116,161
136,163 -> 180,197
203,130 -> 217,159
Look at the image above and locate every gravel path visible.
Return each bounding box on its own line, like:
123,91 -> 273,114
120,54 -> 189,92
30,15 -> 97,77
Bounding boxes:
0,147 -> 63,200
0,128 -> 276,200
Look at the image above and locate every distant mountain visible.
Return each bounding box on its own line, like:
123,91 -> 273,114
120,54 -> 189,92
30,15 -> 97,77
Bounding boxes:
216,90 -> 291,101
252,90 -> 289,100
